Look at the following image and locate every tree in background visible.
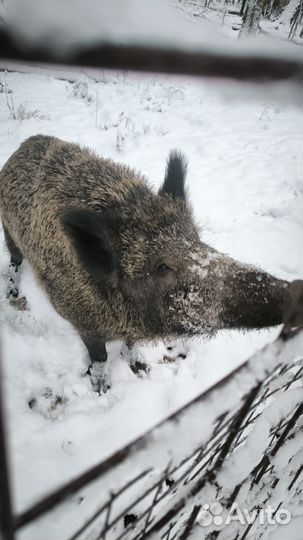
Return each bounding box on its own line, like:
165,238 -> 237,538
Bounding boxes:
288,0 -> 303,38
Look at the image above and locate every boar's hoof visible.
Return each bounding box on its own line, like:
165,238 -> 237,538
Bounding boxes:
5,260 -> 23,302
164,343 -> 187,362
88,362 -> 110,393
130,360 -> 150,375
121,341 -> 149,376
283,280 -> 303,328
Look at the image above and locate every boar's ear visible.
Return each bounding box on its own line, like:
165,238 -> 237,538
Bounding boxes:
60,208 -> 118,288
159,150 -> 187,199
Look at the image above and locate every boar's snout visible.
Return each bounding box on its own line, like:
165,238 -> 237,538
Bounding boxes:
283,279 -> 303,327
158,243 -> 294,337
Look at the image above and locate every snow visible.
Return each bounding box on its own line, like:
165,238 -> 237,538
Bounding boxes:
0,60 -> 302,540
267,517 -> 303,540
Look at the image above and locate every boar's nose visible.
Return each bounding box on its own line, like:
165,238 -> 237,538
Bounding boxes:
283,280 -> 303,327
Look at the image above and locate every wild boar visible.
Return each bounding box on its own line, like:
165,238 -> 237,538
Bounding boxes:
0,135 -> 302,390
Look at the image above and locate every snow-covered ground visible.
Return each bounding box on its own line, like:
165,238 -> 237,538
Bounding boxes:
0,66 -> 302,539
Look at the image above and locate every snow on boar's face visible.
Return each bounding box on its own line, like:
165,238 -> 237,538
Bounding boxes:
61,151 -> 288,341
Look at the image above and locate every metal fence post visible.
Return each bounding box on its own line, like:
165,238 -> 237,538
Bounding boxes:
0,343 -> 15,540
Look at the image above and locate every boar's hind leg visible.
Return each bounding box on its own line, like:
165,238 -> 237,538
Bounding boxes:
3,225 -> 23,300
122,340 -> 149,375
81,335 -> 110,393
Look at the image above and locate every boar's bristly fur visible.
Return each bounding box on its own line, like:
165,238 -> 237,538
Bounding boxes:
0,135 -> 302,387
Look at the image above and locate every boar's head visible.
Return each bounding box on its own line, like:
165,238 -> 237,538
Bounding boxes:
61,151 -> 291,341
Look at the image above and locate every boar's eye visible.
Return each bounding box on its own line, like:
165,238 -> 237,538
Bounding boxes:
156,263 -> 171,275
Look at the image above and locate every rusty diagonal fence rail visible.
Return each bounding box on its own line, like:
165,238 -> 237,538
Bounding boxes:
0,29 -> 302,540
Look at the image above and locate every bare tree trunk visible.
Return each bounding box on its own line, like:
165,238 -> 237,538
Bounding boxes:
241,0 -> 262,34
288,0 -> 303,38
240,0 -> 248,15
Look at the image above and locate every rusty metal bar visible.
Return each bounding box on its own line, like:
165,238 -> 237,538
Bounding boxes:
288,464 -> 303,491
271,404 -> 303,456
0,28 -> 301,84
0,344 -> 15,540
179,505 -> 201,540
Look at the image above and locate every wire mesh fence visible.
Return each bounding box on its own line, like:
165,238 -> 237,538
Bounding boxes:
1,328 -> 302,540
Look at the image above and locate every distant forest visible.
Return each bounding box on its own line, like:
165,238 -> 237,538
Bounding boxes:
179,0 -> 303,40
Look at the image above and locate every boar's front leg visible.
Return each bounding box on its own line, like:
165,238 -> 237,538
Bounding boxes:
81,335 -> 110,393
121,340 -> 149,375
3,225 -> 23,298
3,225 -> 23,269
3,225 -> 28,310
